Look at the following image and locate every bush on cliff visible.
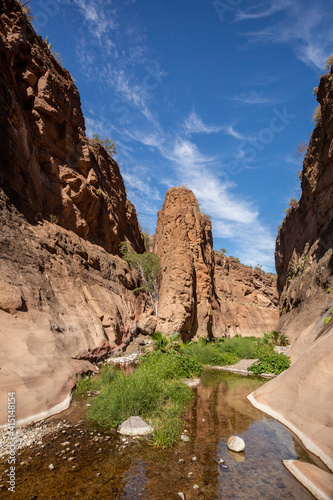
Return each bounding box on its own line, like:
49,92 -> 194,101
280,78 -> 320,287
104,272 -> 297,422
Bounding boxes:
120,241 -> 160,314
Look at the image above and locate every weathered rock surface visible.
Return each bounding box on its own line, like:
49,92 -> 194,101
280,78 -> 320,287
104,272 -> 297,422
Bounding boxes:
0,194 -> 143,426
0,0 -> 144,255
119,416 -> 153,436
154,188 -> 218,339
214,254 -> 278,337
275,65 -> 333,341
154,188 -> 278,339
0,2 -> 145,426
250,66 -> 333,477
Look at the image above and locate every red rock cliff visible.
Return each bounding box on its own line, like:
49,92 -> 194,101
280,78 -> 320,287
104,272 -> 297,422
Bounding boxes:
250,66 -> 333,478
0,1 -> 145,426
214,254 -> 278,337
154,188 -> 278,339
0,0 -> 144,254
154,188 -> 218,339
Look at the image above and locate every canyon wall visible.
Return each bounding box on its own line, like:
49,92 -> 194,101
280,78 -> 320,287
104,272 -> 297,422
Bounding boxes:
250,65 -> 333,475
214,254 -> 278,337
0,1 -> 145,426
154,188 -> 278,339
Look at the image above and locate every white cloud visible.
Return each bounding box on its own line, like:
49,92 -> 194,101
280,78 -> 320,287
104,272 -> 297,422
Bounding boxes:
234,1 -> 291,22
239,0 -> 333,69
223,125 -> 254,141
183,111 -> 221,135
231,91 -> 276,105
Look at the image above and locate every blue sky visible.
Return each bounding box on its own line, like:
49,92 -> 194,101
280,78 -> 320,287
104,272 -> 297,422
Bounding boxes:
29,0 -> 333,271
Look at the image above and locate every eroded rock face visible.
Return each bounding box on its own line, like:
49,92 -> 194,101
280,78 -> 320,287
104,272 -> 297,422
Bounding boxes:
214,255 -> 279,337
250,67 -> 333,474
0,193 -> 144,426
0,0 -> 144,254
154,188 -> 218,339
275,65 -> 333,342
0,2 -> 146,426
154,188 -> 279,339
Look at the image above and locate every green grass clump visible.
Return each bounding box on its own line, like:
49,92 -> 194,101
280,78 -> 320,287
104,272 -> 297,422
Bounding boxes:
249,352 -> 291,375
74,373 -> 102,398
216,336 -> 261,358
183,341 -> 240,366
82,354 -> 198,448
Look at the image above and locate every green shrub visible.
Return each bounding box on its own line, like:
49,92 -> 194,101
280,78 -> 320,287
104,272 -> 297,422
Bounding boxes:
92,134 -> 117,158
324,317 -> 330,325
249,352 -> 291,375
96,188 -> 102,197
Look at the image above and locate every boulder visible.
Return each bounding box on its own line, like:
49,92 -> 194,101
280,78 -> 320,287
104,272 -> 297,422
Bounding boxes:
227,436 -> 245,452
137,315 -> 157,335
119,416 -> 153,436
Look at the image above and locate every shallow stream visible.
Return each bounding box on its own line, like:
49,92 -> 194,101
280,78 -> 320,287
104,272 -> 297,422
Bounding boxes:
0,370 -> 315,499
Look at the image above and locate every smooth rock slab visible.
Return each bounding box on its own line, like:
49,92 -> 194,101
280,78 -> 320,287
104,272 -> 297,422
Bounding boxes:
119,416 -> 153,436
227,436 -> 245,452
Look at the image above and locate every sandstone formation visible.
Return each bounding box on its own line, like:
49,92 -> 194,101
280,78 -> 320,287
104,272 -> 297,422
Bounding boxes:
154,187 -> 278,339
214,254 -> 278,337
249,65 -> 333,482
0,191 -> 144,427
0,2 -> 145,426
0,0 -> 144,255
154,188 -> 218,339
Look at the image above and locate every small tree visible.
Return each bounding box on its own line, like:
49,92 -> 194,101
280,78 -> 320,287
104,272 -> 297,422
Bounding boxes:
325,54 -> 333,70
120,242 -> 160,314
92,134 -> 117,158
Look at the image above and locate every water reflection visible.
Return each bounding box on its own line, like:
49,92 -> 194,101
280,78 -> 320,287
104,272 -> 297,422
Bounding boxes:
1,370 -> 315,499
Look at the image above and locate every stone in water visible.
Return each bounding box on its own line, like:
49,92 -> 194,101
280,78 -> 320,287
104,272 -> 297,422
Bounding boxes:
227,436 -> 245,452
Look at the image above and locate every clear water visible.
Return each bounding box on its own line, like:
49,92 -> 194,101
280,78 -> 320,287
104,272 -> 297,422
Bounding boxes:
0,370 -> 315,499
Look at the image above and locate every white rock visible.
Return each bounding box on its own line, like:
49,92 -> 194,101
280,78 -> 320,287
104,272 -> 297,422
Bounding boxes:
227,436 -> 245,452
193,484 -> 199,490
180,434 -> 190,442
48,464 -> 54,470
119,416 -> 153,436
177,493 -> 186,500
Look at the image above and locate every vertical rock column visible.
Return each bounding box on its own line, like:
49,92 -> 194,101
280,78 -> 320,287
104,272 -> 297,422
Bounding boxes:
154,188 -> 218,339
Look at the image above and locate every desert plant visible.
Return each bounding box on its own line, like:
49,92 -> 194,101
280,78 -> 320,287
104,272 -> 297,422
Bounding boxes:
120,242 -> 160,314
96,188 -> 102,197
92,134 -> 117,158
285,198 -> 298,214
325,54 -> 333,70
324,317 -> 330,325
294,141 -> 308,158
313,104 -> 322,123
49,214 -> 59,224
